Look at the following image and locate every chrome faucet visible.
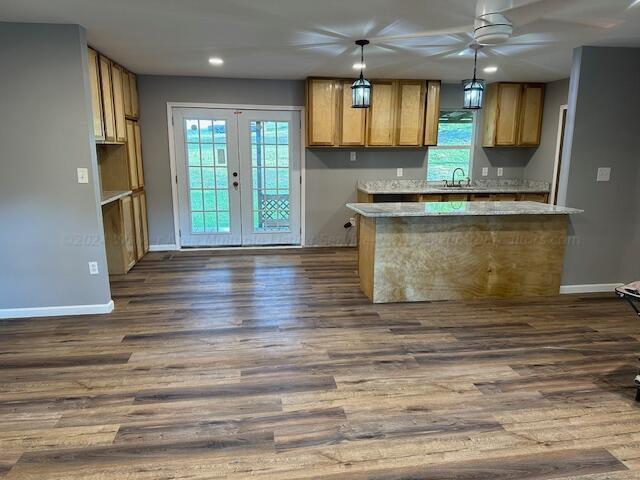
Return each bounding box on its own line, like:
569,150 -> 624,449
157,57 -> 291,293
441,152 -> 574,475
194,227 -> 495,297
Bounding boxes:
443,168 -> 470,188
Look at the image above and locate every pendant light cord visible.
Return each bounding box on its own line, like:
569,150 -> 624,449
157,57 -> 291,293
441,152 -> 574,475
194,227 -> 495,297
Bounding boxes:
472,48 -> 478,82
360,43 -> 365,80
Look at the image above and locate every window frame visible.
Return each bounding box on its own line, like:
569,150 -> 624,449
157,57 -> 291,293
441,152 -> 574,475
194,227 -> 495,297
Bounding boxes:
426,109 -> 477,182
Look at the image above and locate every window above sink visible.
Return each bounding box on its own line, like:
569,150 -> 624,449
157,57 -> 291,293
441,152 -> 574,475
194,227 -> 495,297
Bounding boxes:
426,110 -> 475,182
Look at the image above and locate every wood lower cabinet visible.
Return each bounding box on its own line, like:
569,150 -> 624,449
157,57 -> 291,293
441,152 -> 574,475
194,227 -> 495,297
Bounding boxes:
482,82 -> 545,147
360,191 -> 549,204
140,191 -> 149,253
98,54 -> 117,142
103,195 -> 136,274
132,191 -> 150,260
88,48 -> 104,141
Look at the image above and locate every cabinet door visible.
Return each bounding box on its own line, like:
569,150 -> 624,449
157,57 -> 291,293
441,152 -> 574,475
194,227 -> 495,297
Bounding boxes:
129,72 -> 139,119
423,81 -> 441,146
306,78 -> 337,146
125,120 -> 139,189
111,63 -> 127,142
495,83 -> 522,146
132,193 -> 144,260
123,70 -> 133,118
395,80 -> 425,146
338,80 -> 366,146
140,191 -> 149,253
98,55 -> 116,142
134,123 -> 144,187
367,80 -> 395,146
87,48 -> 104,141
518,84 -> 545,146
120,195 -> 137,269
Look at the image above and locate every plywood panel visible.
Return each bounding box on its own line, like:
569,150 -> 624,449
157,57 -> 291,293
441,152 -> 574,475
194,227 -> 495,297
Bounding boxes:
423,80 -> 441,146
518,84 -> 545,146
339,80 -> 366,146
396,80 -> 425,146
98,55 -> 116,142
358,216 -> 376,301
367,80 -> 395,146
110,63 -> 127,142
370,215 -> 569,303
125,120 -> 139,189
495,83 -> 522,146
87,48 -> 104,141
306,78 -> 337,146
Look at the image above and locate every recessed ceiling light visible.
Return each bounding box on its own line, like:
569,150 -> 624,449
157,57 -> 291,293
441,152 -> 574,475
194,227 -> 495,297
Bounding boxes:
353,62 -> 366,70
483,66 -> 498,73
208,57 -> 224,65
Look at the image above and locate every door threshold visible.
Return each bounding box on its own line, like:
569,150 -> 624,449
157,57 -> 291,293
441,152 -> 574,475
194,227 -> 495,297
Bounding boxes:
180,244 -> 303,252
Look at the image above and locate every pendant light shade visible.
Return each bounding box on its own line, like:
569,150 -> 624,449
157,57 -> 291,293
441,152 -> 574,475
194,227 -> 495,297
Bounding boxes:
462,45 -> 485,110
352,40 -> 371,108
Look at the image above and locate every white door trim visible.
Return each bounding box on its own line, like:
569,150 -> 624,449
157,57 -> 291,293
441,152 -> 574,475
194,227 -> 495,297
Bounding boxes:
167,102 -> 306,249
550,104 -> 568,205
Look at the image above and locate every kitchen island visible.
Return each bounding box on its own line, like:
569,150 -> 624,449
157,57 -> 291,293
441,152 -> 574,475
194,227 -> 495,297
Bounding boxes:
347,201 -> 582,303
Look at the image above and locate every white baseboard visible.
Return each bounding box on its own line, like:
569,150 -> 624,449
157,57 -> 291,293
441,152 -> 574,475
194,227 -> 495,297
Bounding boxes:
148,244 -> 178,251
0,300 -> 114,320
559,283 -> 623,294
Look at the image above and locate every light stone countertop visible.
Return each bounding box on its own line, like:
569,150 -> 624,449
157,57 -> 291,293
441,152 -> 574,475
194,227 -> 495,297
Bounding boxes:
100,190 -> 132,206
357,179 -> 550,195
346,201 -> 583,218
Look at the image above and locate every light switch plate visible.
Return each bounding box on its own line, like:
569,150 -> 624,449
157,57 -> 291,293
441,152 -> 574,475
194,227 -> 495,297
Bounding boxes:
597,167 -> 611,182
396,168 -> 403,177
88,261 -> 99,275
482,167 -> 489,177
497,167 -> 504,177
77,167 -> 89,184
349,151 -> 357,162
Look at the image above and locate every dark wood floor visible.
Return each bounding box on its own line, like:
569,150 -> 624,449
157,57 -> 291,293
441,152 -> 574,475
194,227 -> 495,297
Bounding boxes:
1,248 -> 640,479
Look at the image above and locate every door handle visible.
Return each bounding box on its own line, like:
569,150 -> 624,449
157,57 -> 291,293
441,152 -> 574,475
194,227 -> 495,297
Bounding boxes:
233,181 -> 239,188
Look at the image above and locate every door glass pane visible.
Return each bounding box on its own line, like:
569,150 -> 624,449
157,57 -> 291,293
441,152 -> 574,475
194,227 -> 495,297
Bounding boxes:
250,120 -> 290,232
185,118 -> 231,234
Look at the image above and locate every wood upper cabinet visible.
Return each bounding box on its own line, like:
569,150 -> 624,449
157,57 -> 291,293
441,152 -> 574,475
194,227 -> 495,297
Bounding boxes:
338,80 -> 366,146
111,63 -> 127,143
87,48 -> 104,141
123,70 -> 133,118
367,80 -> 396,146
482,82 -> 545,147
125,120 -> 139,189
518,84 -> 545,146
134,123 -> 144,187
306,78 -> 338,146
424,80 -> 441,146
129,72 -> 140,119
395,80 -> 426,146
98,55 -> 117,142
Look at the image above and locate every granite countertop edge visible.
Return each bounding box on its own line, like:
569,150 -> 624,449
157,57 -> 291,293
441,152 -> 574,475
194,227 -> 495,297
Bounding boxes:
346,201 -> 583,218
357,179 -> 551,195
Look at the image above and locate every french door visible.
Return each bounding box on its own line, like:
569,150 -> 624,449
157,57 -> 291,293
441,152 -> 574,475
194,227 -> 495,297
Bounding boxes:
173,107 -> 301,247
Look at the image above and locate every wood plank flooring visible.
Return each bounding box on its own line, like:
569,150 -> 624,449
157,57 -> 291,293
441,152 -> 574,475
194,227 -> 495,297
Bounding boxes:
1,247 -> 640,479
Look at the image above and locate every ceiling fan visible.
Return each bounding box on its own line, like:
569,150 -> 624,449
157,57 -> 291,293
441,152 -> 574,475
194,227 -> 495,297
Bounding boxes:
369,0 -> 624,55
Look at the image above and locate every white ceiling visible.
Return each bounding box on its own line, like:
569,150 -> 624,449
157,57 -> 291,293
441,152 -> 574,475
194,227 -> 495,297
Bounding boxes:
2,0 -> 640,82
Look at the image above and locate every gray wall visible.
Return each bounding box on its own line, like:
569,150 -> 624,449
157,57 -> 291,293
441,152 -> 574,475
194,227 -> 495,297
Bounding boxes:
139,77 -> 562,247
137,75 -> 305,245
558,47 -> 640,285
0,23 -> 111,309
524,78 -> 570,182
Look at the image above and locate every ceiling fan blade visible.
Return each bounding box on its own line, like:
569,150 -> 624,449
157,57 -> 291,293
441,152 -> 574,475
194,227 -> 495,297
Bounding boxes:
500,0 -> 606,26
370,25 -> 473,43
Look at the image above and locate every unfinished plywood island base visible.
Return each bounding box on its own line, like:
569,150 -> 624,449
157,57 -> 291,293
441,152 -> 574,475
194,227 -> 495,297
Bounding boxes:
348,201 -> 582,303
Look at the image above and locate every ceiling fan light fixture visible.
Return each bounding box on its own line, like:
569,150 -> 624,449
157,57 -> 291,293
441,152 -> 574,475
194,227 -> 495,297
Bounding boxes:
474,13 -> 513,46
352,39 -> 371,108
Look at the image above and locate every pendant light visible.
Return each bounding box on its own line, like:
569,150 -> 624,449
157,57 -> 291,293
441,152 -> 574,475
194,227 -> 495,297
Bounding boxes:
352,39 -> 371,108
462,44 -> 486,110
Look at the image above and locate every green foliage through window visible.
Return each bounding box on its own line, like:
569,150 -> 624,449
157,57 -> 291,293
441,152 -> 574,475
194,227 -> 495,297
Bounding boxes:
426,111 -> 474,182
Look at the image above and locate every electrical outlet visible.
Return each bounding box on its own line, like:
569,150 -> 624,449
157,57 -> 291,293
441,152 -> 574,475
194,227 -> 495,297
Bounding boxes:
396,168 -> 403,177
88,261 -> 99,275
482,167 -> 489,177
497,167 -> 504,177
597,167 -> 611,182
349,217 -> 355,225
349,151 -> 357,162
77,167 -> 89,184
